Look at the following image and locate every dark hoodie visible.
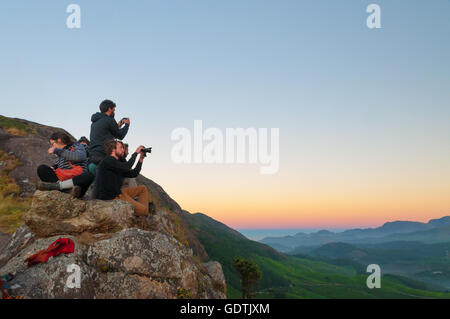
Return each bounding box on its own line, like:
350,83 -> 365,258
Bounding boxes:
88,112 -> 129,164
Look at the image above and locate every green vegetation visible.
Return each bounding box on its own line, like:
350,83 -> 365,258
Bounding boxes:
177,288 -> 192,299
181,212 -> 287,298
292,241 -> 450,291
0,115 -> 35,136
232,256 -> 262,299
0,149 -> 31,233
183,212 -> 450,299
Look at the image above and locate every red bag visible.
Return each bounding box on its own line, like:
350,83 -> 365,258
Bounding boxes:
55,164 -> 83,181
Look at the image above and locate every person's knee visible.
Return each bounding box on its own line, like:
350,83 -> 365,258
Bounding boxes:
37,165 -> 52,181
136,185 -> 147,193
135,205 -> 149,216
37,165 -> 47,176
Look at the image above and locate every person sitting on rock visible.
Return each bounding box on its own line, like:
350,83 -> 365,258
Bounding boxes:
37,132 -> 94,198
88,99 -> 130,176
94,140 -> 149,216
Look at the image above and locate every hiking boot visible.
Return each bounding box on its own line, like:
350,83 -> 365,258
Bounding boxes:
71,186 -> 82,198
37,181 -> 60,191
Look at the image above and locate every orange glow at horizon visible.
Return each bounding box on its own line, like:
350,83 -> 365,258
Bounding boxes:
142,157 -> 450,230
138,124 -> 450,231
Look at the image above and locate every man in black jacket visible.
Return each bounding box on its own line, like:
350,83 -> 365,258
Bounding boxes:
95,140 -> 149,216
88,100 -> 130,172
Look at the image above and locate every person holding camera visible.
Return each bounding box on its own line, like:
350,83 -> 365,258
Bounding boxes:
88,99 -> 130,175
94,140 -> 150,216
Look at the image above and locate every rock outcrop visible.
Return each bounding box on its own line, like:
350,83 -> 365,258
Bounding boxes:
23,191 -> 135,237
0,191 -> 227,299
0,232 -> 9,252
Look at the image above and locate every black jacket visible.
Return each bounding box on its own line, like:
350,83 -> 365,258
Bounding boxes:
95,154 -> 141,200
88,112 -> 129,164
118,153 -> 138,187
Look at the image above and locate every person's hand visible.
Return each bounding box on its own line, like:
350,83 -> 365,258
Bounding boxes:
136,145 -> 145,154
124,118 -> 130,125
117,119 -> 123,127
48,146 -> 56,154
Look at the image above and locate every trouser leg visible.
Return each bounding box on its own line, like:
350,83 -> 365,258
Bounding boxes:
72,172 -> 94,198
37,165 -> 59,183
119,185 -> 149,216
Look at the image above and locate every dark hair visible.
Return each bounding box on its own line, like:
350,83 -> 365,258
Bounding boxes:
78,136 -> 90,146
104,140 -> 123,156
104,140 -> 117,156
50,132 -> 72,146
99,99 -> 116,113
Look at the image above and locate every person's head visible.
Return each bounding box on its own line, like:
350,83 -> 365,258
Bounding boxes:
49,132 -> 72,149
105,140 -> 124,159
99,99 -> 116,117
78,136 -> 90,146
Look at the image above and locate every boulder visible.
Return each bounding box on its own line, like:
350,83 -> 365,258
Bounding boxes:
0,225 -> 36,269
23,190 -> 135,237
0,228 -> 226,299
86,228 -> 226,299
0,234 -> 95,299
0,191 -> 227,299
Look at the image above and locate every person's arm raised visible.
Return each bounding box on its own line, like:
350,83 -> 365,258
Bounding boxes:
124,152 -> 138,169
103,156 -> 136,173
122,160 -> 142,178
109,117 -> 129,140
122,153 -> 143,178
53,144 -> 87,162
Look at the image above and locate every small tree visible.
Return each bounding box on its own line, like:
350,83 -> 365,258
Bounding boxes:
232,256 -> 262,299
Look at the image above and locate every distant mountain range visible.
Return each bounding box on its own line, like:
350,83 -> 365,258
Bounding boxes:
183,211 -> 450,297
260,216 -> 450,252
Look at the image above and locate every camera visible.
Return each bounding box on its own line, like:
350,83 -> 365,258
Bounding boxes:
140,147 -> 152,157
121,117 -> 129,122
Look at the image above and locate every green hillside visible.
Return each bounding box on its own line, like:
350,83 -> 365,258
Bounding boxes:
292,241 -> 450,292
182,212 -> 450,299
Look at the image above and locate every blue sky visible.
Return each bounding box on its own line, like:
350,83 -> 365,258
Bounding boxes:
1,1 -> 449,228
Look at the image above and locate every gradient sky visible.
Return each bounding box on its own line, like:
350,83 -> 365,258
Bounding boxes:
1,1 -> 449,229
